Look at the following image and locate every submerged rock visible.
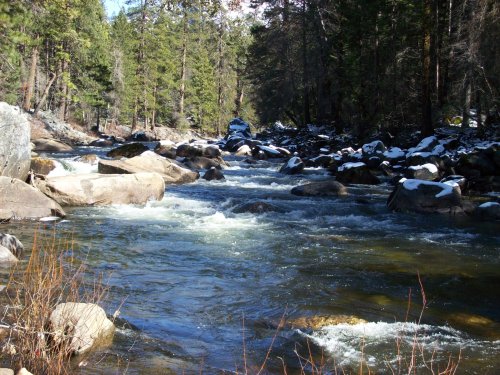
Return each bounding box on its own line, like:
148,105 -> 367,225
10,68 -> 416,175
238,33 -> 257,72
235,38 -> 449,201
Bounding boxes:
107,143 -> 149,159
50,302 -> 115,355
0,176 -> 65,220
291,181 -> 348,197
233,201 -> 281,214
36,172 -> 165,206
288,315 -> 367,330
387,178 -> 463,214
98,152 -> 199,184
0,102 -> 31,181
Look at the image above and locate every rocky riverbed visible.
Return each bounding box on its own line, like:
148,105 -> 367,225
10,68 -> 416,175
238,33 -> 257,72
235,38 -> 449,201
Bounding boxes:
0,103 -> 499,373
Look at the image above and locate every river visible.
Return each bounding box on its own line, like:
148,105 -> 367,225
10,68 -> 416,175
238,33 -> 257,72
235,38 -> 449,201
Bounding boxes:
3,145 -> 500,374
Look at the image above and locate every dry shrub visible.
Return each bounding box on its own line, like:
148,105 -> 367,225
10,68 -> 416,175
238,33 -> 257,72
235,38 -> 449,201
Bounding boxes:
2,228 -> 107,374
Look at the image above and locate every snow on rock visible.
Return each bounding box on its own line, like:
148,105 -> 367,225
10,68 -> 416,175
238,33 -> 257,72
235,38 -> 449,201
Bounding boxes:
337,162 -> 366,172
474,201 -> 500,220
383,147 -> 406,161
405,163 -> 440,181
388,178 -> 463,214
362,140 -> 386,158
279,156 -> 305,175
336,162 -> 380,185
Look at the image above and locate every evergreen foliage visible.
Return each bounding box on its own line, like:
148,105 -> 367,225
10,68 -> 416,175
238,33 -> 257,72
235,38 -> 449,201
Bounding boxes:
0,0 -> 498,135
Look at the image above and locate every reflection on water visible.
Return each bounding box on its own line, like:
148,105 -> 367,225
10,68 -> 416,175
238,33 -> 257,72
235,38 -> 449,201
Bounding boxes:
2,153 -> 499,374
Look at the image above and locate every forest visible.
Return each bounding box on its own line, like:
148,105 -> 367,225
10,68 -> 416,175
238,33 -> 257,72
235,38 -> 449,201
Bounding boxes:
1,0 -> 499,137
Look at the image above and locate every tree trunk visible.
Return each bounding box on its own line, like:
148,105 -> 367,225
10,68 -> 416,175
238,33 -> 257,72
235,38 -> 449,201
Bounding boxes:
301,0 -> 311,126
216,17 -> 224,137
23,44 -> 38,112
179,8 -> 188,117
58,59 -> 69,121
34,71 -> 58,116
422,0 -> 433,136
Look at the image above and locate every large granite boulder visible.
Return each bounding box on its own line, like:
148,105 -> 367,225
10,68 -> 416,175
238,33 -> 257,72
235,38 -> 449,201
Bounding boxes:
387,178 -> 463,214
50,303 -> 115,355
107,143 -> 149,159
154,141 -> 177,159
36,173 -> 165,206
98,152 -> 198,184
335,162 -> 380,185
291,181 -> 348,197
0,176 -> 65,220
176,143 -> 203,158
32,138 -> 73,152
0,103 -> 31,180
225,118 -> 251,139
361,140 -> 386,160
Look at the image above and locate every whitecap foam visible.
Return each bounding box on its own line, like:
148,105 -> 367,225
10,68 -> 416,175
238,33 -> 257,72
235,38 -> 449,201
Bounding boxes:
301,321 -> 499,367
48,158 -> 98,176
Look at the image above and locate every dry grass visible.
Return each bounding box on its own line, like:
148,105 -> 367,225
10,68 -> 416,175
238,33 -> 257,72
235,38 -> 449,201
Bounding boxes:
1,228 -> 107,374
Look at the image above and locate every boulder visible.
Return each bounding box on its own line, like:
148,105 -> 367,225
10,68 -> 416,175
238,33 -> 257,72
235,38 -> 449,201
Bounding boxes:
387,178 -> 463,214
383,147 -> 406,163
361,140 -> 386,159
307,155 -> 339,168
0,233 -> 24,259
456,151 -> 497,177
233,201 -> 281,214
107,143 -> 149,159
0,246 -> 18,263
410,136 -> 439,153
98,152 -> 198,184
184,156 -> 224,171
235,144 -> 252,156
291,181 -> 348,197
336,162 -> 380,185
405,163 -> 440,181
0,102 -> 31,181
154,142 -> 177,159
50,302 -> 114,355
255,145 -> 283,158
176,143 -> 203,158
30,157 -> 56,175
0,176 -> 65,220
201,145 -> 221,159
473,202 -> 500,220
202,167 -> 225,181
36,173 -> 165,206
226,118 -> 251,139
279,156 -> 305,175
32,138 -> 73,152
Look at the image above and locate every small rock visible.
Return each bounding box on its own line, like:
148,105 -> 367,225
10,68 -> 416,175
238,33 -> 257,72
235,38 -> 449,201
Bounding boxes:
202,168 -> 225,181
473,201 -> 500,220
336,162 -> 380,185
235,144 -> 252,156
30,157 -> 56,175
0,233 -> 24,258
405,163 -> 440,181
77,154 -> 99,164
0,246 -> 18,263
50,302 -> 115,355
279,157 -> 305,175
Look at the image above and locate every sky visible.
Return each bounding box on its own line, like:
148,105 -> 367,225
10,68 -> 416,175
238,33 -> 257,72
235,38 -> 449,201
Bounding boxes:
103,0 -> 127,18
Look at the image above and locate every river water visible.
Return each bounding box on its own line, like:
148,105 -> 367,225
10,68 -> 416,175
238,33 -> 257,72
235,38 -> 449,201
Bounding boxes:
3,146 -> 500,374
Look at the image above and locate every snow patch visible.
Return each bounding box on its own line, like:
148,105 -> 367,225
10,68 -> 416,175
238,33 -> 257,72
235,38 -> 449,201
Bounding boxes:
338,162 -> 365,172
